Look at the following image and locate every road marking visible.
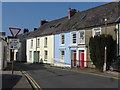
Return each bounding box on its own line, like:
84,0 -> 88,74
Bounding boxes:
23,72 -> 38,89
24,71 -> 41,89
22,71 -> 42,90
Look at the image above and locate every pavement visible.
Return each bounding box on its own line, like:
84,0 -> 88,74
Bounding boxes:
1,63 -> 32,89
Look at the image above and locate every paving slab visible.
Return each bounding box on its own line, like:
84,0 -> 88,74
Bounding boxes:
1,71 -> 32,89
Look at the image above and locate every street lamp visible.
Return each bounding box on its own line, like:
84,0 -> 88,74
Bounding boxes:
103,18 -> 107,72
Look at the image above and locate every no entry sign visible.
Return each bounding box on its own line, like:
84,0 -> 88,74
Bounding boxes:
8,39 -> 20,49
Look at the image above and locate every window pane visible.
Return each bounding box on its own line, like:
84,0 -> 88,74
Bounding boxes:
45,38 -> 47,46
61,34 -> 65,44
79,31 -> 85,44
45,51 -> 47,59
61,51 -> 64,59
93,27 -> 101,36
72,33 -> 76,43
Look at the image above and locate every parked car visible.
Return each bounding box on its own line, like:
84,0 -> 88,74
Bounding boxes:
109,56 -> 120,71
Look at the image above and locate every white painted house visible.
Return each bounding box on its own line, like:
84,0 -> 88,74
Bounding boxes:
0,37 -> 8,70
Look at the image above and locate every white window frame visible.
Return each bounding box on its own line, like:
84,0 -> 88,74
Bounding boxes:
44,50 -> 48,60
60,50 -> 65,62
79,30 -> 85,44
92,27 -> 101,37
29,51 -> 32,60
31,40 -> 33,49
71,32 -> 77,45
60,33 -> 65,46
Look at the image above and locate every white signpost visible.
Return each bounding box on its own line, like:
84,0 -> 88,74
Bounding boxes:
9,39 -> 20,50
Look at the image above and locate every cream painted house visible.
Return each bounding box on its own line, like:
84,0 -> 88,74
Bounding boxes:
26,35 -> 54,64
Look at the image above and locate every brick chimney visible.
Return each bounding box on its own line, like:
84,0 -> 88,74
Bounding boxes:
68,8 -> 77,19
24,28 -> 29,33
40,20 -> 48,26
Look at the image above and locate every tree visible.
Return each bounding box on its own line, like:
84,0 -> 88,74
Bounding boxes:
89,34 -> 116,71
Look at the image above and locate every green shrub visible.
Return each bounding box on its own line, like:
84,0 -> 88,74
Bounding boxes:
89,34 -> 116,71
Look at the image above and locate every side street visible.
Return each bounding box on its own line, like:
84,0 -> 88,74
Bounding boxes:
1,1 -> 120,89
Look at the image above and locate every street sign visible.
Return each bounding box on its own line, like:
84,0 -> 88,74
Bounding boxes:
9,28 -> 21,38
8,39 -> 20,49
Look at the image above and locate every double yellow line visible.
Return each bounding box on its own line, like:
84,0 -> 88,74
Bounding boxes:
22,71 -> 42,90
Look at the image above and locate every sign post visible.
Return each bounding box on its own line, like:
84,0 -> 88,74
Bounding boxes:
9,28 -> 21,75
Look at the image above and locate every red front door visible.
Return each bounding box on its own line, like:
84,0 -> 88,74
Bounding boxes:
79,50 -> 85,68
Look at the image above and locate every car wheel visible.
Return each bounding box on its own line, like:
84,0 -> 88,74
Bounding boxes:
109,66 -> 114,71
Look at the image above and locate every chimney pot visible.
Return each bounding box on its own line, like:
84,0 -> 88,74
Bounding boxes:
34,28 -> 38,31
40,20 -> 48,26
68,8 -> 77,19
24,28 -> 29,33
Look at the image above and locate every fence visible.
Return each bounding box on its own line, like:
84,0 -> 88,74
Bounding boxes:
71,60 -> 95,68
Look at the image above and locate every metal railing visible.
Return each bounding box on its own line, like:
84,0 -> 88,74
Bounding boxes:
71,60 -> 95,68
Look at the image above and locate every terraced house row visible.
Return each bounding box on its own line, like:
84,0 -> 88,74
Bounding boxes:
15,2 -> 120,68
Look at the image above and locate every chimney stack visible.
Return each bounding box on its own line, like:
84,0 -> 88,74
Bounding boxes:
40,20 -> 48,26
68,8 -> 77,19
34,28 -> 38,31
24,28 -> 29,33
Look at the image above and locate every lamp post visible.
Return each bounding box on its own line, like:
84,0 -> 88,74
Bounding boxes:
103,18 -> 107,72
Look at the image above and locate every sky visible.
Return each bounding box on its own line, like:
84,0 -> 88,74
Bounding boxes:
2,2 -> 109,36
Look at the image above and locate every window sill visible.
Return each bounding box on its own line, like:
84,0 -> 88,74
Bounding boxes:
44,59 -> 47,61
60,44 -> 65,46
70,44 -> 77,46
78,43 -> 85,45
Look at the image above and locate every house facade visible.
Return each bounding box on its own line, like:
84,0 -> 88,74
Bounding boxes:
25,2 -> 120,68
54,25 -> 117,68
0,32 -> 9,70
53,2 -> 119,68
26,35 -> 54,64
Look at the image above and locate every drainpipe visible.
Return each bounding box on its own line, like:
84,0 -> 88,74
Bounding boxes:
116,24 -> 119,56
118,23 -> 120,55
36,37 -> 38,63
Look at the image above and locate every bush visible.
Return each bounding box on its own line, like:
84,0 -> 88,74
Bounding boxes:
89,34 -> 116,71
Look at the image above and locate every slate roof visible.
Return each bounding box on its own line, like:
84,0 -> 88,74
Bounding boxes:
56,2 -> 120,33
17,32 -> 32,41
18,2 -> 120,39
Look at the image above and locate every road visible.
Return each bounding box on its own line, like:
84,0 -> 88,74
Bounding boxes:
14,62 -> 119,88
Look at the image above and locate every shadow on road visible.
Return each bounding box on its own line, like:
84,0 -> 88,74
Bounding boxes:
2,74 -> 22,89
6,62 -> 47,71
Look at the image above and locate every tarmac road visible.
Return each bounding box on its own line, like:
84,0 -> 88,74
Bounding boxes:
15,62 -> 119,89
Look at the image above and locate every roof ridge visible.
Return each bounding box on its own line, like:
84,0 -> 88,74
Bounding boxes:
76,2 -> 116,14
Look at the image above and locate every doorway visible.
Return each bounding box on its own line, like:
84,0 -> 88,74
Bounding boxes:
71,50 -> 76,67
79,50 -> 85,68
34,51 -> 40,63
